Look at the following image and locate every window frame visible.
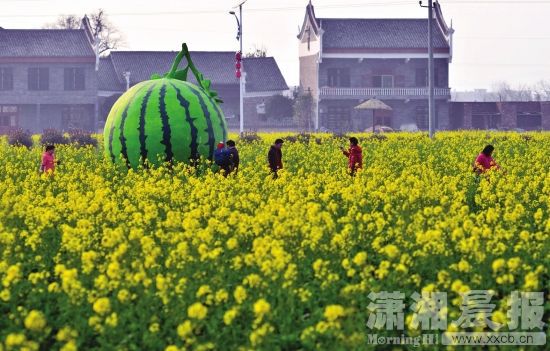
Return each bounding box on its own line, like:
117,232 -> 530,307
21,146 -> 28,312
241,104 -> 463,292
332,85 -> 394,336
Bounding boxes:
327,68 -> 351,88
64,67 -> 86,91
0,68 -> 14,91
373,75 -> 394,88
28,67 -> 49,91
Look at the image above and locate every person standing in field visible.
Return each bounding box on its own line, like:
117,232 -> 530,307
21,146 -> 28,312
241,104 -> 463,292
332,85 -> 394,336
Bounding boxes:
40,145 -> 59,175
473,144 -> 501,174
341,137 -> 363,176
226,140 -> 240,175
214,142 -> 232,176
268,138 -> 284,179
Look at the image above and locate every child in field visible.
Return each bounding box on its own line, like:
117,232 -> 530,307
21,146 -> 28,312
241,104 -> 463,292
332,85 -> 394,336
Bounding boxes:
226,140 -> 240,175
341,137 -> 363,176
40,145 -> 59,175
473,144 -> 501,174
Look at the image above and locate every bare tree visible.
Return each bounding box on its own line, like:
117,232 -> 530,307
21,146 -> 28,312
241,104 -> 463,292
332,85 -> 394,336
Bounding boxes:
43,15 -> 80,29
43,9 -> 125,55
492,81 -> 534,102
533,80 -> 550,101
245,44 -> 268,58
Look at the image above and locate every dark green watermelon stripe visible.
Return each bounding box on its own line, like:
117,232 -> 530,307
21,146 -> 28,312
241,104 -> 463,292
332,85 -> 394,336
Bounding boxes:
138,85 -> 156,163
158,83 -> 174,163
106,85 -> 143,164
118,103 -> 132,168
187,85 -> 215,159
170,82 -> 199,160
205,95 -> 227,142
118,82 -> 155,167
108,116 -> 117,163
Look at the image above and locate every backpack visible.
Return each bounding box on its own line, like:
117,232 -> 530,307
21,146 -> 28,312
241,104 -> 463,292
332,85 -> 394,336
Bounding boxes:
214,148 -> 231,166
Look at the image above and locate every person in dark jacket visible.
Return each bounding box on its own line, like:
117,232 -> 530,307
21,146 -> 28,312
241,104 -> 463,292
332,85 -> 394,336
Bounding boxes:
340,137 -> 363,176
268,138 -> 284,178
226,140 -> 240,175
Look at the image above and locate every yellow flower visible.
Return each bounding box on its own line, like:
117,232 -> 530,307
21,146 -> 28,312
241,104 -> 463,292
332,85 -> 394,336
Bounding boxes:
253,299 -> 271,317
223,308 -> 239,325
149,322 -> 160,333
3,264 -> 21,287
5,333 -> 26,347
106,312 -> 118,327
492,258 -> 506,272
177,320 -> 193,338
215,289 -> 229,304
226,238 -> 238,250
24,310 -> 47,331
187,302 -> 207,320
234,285 -> 247,304
457,259 -> 471,272
93,297 -> 111,315
60,340 -> 78,351
117,289 -> 130,303
165,346 -> 179,351
324,304 -> 345,322
352,252 -> 367,266
56,326 -> 78,342
0,289 -> 10,301
383,244 -> 400,259
507,257 -> 521,271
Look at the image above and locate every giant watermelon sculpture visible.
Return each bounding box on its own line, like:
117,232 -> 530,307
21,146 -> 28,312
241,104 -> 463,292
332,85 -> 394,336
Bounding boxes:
104,43 -> 227,168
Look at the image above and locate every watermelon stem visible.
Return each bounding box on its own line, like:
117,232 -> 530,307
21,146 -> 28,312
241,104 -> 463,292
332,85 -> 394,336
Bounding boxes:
166,43 -> 224,103
167,43 -> 188,79
167,43 -> 202,84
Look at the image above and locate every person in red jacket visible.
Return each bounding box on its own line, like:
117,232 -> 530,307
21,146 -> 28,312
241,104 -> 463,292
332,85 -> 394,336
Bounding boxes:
40,144 -> 59,175
341,137 -> 363,176
473,144 -> 501,175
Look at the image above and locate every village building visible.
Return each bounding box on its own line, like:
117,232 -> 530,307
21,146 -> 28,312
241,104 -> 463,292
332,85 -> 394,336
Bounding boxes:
297,0 -> 454,132
0,17 -> 99,134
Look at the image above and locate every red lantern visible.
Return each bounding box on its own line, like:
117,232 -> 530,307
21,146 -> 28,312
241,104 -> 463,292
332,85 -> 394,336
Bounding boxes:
235,61 -> 241,70
235,51 -> 242,61
236,70 -> 242,78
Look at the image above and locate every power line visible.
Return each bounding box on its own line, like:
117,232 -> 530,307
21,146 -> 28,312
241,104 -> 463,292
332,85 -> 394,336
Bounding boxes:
5,0 -> 550,18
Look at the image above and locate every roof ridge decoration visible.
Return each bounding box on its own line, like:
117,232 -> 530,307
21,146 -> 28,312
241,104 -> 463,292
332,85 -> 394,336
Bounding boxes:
297,0 -> 319,39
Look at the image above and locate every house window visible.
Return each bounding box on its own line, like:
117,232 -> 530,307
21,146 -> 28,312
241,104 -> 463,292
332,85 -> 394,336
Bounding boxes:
327,68 -> 350,87
0,68 -> 13,90
28,68 -> 49,90
64,68 -> 85,90
415,68 -> 441,87
416,68 -> 428,87
373,75 -> 394,88
0,105 -> 18,127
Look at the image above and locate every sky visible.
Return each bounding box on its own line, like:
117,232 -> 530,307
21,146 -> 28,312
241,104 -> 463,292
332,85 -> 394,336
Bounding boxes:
1,0 -> 550,90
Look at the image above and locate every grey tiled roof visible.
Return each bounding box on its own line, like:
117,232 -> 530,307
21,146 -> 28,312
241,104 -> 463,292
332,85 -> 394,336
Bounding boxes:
100,51 -> 288,93
319,19 -> 450,50
98,57 -> 124,91
0,29 -> 95,57
244,57 -> 288,92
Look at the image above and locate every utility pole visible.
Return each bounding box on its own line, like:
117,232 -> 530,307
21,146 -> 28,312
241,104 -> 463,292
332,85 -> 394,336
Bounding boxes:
420,0 -> 435,139
230,1 -> 247,135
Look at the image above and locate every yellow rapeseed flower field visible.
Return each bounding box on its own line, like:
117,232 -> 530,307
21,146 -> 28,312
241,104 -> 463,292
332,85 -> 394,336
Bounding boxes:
0,131 -> 548,350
